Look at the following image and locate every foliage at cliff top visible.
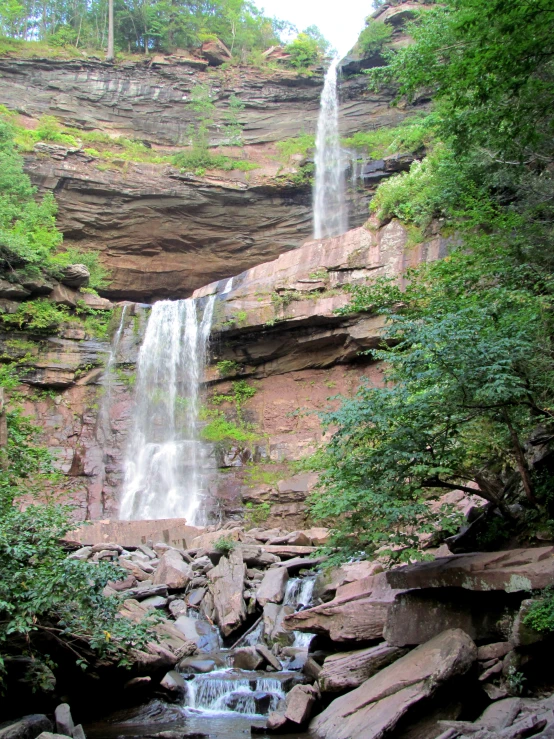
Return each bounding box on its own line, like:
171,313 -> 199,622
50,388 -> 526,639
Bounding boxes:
0,0 -> 328,65
311,0 -> 554,562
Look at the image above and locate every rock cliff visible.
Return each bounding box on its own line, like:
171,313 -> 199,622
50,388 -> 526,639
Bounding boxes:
0,55 -> 414,300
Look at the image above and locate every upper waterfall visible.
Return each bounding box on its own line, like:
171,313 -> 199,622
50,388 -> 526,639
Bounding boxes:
119,297 -> 215,524
313,57 -> 347,240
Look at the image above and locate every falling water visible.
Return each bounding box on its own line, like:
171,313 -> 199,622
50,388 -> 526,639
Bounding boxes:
119,297 -> 215,523
313,57 -> 347,240
184,673 -> 285,716
284,576 -> 316,649
222,277 -> 234,294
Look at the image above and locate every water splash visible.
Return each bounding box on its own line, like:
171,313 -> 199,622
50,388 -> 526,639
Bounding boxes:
313,58 -> 347,240
119,297 -> 215,523
284,576 -> 316,650
185,673 -> 285,716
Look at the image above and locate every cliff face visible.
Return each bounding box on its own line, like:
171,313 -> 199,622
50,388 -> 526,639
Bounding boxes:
0,56 -> 411,300
9,221 -> 447,525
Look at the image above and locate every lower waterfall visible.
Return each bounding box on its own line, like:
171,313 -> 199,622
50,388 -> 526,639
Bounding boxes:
119,296 -> 215,523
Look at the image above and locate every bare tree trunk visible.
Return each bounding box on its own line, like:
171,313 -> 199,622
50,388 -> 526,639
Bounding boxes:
106,0 -> 114,61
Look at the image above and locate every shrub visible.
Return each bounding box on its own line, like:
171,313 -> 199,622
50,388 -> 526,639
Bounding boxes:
213,534 -> 236,555
357,19 -> 393,56
285,33 -> 321,69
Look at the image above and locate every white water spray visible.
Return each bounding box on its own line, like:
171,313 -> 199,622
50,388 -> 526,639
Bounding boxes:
119,297 -> 215,523
313,58 -> 347,240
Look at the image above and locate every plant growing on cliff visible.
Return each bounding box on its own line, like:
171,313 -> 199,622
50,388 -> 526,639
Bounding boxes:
356,19 -> 392,57
213,534 -> 236,555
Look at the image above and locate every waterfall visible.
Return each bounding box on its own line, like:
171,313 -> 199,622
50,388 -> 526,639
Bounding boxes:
184,673 -> 285,716
222,277 -> 234,294
284,576 -> 316,650
119,296 -> 215,523
313,57 -> 347,240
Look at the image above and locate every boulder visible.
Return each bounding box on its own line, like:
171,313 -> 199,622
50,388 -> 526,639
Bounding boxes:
0,716 -> 53,739
118,558 -> 151,581
319,643 -> 408,693
61,264 -> 90,288
0,279 -> 31,300
169,599 -> 187,618
67,547 -> 92,561
232,647 -> 264,671
80,292 -> 113,310
386,547 -> 554,593
36,734 -> 71,739
160,670 -> 186,698
207,548 -> 247,637
49,283 -> 78,307
310,629 -> 477,739
256,567 -> 289,607
107,575 -> 137,592
269,531 -> 312,547
153,550 -> 193,590
120,599 -> 196,657
124,584 -> 168,601
72,726 -> 85,739
142,595 -> 168,610
263,603 -> 295,647
304,527 -> 330,546
274,556 -> 327,573
284,573 -> 401,643
255,643 -> 282,671
173,615 -> 220,652
314,561 -> 384,601
478,698 -> 522,730
384,589 -> 521,647
178,657 -> 218,673
54,705 -> 73,737
201,38 -> 232,66
477,642 -> 514,661
511,599 -> 544,647
285,684 -> 318,725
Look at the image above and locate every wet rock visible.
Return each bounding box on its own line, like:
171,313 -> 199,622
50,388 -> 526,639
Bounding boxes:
285,684 -> 318,724
173,615 -> 220,652
255,644 -> 282,671
265,712 -> 288,732
284,573 -> 401,643
232,646 -> 264,670
61,264 -> 90,288
310,629 -> 477,739
160,670 -> 186,699
386,547 -> 554,593
169,599 -> 187,618
257,567 -> 289,607
263,603 -> 295,647
54,705 -> 74,737
208,548 -> 247,637
319,643 -> 408,693
178,657 -> 217,674
0,715 -> 53,739
187,588 -> 206,607
153,550 -> 193,590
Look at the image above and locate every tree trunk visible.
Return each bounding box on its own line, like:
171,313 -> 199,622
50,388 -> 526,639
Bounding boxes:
106,0 -> 114,61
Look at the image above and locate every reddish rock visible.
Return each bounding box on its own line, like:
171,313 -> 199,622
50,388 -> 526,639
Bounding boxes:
201,38 -> 232,66
256,566 -> 288,606
319,643 -> 408,693
386,547 -> 554,593
284,572 -> 402,643
285,684 -> 318,725
207,548 -> 247,637
153,550 -> 193,590
310,629 -> 477,739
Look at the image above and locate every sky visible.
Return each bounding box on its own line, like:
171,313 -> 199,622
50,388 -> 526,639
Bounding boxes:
254,0 -> 373,58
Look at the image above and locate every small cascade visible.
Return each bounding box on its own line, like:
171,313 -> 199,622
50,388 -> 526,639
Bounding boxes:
97,305 -> 128,444
119,296 -> 215,523
313,57 -> 347,240
184,672 -> 285,717
221,277 -> 234,294
284,575 -> 317,651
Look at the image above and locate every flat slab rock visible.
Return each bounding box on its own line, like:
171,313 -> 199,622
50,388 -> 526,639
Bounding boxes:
319,643 -> 408,692
310,628 -> 477,739
283,572 -> 403,642
386,547 -> 554,593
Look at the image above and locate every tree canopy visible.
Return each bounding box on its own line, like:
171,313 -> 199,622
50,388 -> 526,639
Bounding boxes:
311,0 -> 554,562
